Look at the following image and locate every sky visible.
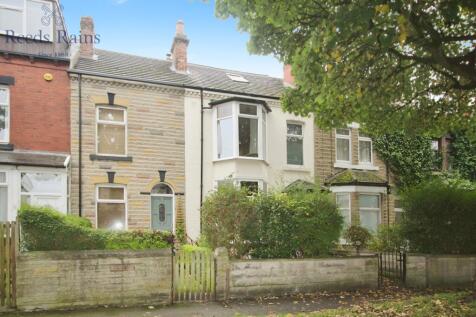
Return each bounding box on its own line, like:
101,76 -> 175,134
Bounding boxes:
60,0 -> 283,78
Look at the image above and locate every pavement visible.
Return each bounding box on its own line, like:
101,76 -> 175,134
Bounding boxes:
0,281 -> 430,317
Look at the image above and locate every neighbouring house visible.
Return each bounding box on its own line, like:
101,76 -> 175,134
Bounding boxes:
0,0 -> 70,221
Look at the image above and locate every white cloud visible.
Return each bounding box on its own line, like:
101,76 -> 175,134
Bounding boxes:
114,0 -> 128,4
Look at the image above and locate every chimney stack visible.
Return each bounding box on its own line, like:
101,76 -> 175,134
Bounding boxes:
80,16 -> 95,59
283,64 -> 295,86
171,20 -> 189,73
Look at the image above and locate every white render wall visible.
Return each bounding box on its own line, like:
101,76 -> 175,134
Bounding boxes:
185,92 -> 315,241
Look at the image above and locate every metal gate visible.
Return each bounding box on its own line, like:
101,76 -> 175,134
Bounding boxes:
0,222 -> 17,309
378,250 -> 406,287
173,249 -> 215,302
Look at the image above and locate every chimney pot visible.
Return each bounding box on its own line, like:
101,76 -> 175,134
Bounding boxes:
176,20 -> 185,36
80,16 -> 95,59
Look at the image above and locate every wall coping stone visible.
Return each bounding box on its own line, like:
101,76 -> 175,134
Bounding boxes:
407,254 -> 476,258
18,248 -> 172,261
231,255 -> 378,263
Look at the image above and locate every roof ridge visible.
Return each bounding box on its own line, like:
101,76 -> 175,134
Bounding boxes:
94,48 -> 283,80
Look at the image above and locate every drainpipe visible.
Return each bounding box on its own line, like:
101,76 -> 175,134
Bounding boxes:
199,89 -> 212,234
78,74 -> 83,217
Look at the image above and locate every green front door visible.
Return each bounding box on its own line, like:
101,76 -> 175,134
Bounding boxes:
151,196 -> 173,232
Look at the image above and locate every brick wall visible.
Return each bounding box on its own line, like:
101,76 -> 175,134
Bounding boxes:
0,55 -> 70,152
16,249 -> 172,311
70,75 -> 186,230
224,256 -> 378,298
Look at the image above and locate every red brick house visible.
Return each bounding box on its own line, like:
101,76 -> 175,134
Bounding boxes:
0,0 -> 70,221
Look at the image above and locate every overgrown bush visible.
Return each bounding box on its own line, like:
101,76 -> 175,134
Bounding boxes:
401,179 -> 476,254
344,225 -> 372,254
249,190 -> 342,258
368,225 -> 408,252
201,183 -> 256,258
19,205 -> 173,251
201,184 -> 343,259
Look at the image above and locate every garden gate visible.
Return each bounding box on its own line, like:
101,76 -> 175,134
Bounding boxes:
0,221 -> 18,309
173,248 -> 215,303
378,250 -> 406,287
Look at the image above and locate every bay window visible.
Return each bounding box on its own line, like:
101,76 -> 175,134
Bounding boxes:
359,194 -> 380,232
0,172 -> 7,221
336,128 -> 351,162
97,106 -> 127,156
215,101 -> 266,160
336,193 -> 351,228
20,172 -> 66,212
394,199 -> 404,224
0,0 -> 53,40
287,123 -> 304,165
96,185 -> 126,230
0,86 -> 9,143
358,132 -> 373,164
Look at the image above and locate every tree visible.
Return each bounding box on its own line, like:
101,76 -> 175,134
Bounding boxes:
216,1 -> 476,134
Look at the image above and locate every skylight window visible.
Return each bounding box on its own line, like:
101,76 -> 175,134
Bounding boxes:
226,73 -> 249,83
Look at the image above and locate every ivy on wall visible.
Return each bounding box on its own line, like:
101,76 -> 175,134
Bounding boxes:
373,132 -> 440,189
450,131 -> 476,181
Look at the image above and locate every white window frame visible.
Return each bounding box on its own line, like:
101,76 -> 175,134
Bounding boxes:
214,101 -> 267,161
0,170 -> 8,221
95,184 -> 128,230
96,106 -> 128,157
394,198 -> 404,224
0,86 -> 10,144
358,133 -> 373,165
358,193 -> 381,232
286,121 -> 304,166
150,183 -> 176,233
335,128 -> 351,163
336,192 -> 351,227
0,0 -> 54,40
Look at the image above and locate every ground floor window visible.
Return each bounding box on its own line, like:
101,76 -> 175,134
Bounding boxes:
359,194 -> 380,232
20,172 -> 65,211
96,185 -> 127,230
336,193 -> 351,227
394,198 -> 404,224
0,172 -> 7,221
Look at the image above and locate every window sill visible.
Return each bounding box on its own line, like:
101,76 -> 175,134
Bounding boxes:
334,162 -> 379,171
283,165 -> 311,173
213,157 -> 269,165
0,143 -> 14,151
90,154 -> 133,162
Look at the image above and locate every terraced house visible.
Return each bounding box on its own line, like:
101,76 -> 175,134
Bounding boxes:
0,0 -> 70,221
67,17 -> 404,241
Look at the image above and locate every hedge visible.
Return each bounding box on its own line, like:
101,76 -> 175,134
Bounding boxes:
19,205 -> 173,251
401,179 -> 476,254
201,184 -> 343,259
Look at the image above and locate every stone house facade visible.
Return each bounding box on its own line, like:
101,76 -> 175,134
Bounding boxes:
67,18 -> 406,240
0,0 -> 70,221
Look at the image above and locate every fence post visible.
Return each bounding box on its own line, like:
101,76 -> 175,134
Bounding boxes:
214,247 -> 229,301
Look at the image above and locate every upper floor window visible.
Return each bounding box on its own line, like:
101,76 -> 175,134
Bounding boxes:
0,86 -> 9,143
96,106 -> 127,156
287,123 -> 304,165
216,102 -> 266,160
336,128 -> 351,162
0,0 -> 53,40
358,132 -> 373,164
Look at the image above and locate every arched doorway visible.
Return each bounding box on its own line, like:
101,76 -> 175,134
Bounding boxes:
150,183 -> 174,232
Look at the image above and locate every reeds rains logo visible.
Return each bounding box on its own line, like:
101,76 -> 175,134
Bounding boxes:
3,3 -> 100,45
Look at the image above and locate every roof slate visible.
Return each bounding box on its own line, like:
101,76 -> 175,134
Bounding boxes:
73,49 -> 285,98
326,170 -> 388,186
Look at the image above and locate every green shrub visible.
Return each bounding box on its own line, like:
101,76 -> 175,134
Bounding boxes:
19,205 -> 173,251
249,190 -> 343,258
401,179 -> 476,254
344,225 -> 372,254
201,183 -> 256,258
368,225 -> 408,252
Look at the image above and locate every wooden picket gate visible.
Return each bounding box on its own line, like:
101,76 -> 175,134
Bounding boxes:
0,222 -> 18,309
173,249 -> 215,302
